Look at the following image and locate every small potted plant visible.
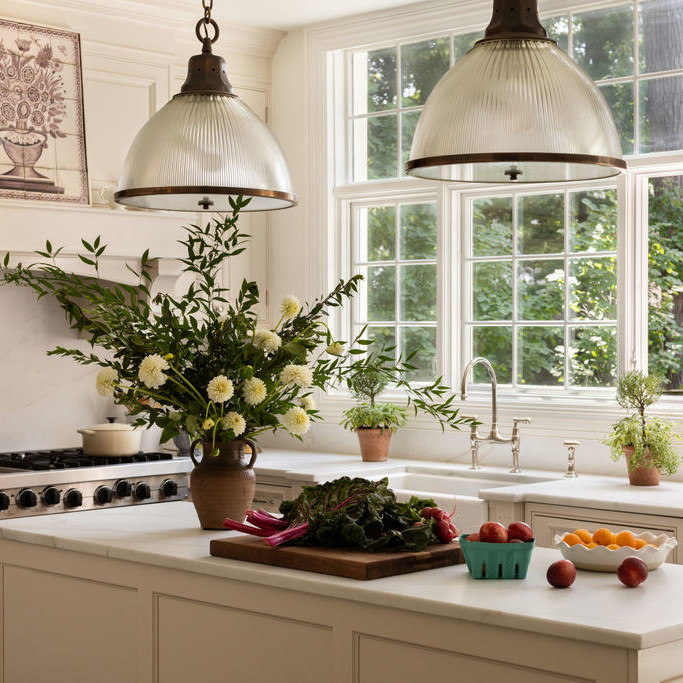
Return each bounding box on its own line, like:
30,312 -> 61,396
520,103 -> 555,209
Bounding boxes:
339,355 -> 471,462
340,366 -> 407,462
604,370 -> 681,486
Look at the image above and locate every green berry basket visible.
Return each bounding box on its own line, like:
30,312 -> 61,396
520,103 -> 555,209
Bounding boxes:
459,533 -> 535,579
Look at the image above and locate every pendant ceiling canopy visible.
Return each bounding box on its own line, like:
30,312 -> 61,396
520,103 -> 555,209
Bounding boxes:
115,1 -> 296,212
405,0 -> 626,184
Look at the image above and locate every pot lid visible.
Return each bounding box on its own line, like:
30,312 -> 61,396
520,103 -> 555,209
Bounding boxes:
83,423 -> 139,432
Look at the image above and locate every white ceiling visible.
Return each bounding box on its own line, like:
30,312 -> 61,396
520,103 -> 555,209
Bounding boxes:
211,0 -> 423,31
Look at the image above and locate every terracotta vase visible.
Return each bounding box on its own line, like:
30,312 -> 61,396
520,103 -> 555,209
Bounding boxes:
355,428 -> 393,462
189,438 -> 258,529
623,446 -> 660,486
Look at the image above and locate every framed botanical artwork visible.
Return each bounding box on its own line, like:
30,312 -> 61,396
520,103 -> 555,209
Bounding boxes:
0,19 -> 89,204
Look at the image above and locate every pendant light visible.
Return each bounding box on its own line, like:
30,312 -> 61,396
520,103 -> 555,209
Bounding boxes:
405,0 -> 626,184
114,0 -> 296,212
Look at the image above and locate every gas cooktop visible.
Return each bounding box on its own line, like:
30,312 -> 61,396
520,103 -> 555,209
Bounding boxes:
0,447 -> 174,471
0,447 -> 191,519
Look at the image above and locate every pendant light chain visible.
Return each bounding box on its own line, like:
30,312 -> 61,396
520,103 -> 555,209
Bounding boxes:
196,0 -> 219,49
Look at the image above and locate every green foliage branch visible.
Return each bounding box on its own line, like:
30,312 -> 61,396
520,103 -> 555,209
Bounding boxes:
3,197 -> 474,450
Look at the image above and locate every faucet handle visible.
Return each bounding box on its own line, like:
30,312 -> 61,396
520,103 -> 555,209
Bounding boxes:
512,417 -> 531,429
563,440 -> 580,478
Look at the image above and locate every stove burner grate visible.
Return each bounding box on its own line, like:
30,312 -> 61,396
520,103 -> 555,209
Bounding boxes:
0,448 -> 173,471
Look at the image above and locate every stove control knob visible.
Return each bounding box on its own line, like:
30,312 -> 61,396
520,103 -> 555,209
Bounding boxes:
42,487 -> 61,506
0,492 -> 9,511
133,482 -> 151,501
115,480 -> 132,498
160,479 -> 178,498
64,489 -> 83,509
94,485 -> 114,505
17,489 -> 37,508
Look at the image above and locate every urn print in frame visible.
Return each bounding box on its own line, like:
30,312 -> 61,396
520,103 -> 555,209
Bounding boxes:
0,19 -> 88,204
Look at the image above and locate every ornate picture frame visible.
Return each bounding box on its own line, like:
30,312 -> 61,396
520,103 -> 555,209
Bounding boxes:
0,19 -> 89,204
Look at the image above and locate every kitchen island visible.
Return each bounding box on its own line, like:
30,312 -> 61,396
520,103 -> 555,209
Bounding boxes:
0,503 -> 682,682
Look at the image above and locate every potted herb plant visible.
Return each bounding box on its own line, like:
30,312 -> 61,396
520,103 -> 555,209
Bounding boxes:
604,370 -> 681,486
340,356 -> 469,462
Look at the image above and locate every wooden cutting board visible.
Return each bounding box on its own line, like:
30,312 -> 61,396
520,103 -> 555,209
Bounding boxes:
209,535 -> 463,580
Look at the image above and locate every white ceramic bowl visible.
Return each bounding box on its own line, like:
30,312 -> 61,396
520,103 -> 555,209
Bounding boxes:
553,530 -> 677,571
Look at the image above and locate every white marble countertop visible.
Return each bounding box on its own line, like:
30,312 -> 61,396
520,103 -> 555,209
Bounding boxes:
1,501 -> 683,651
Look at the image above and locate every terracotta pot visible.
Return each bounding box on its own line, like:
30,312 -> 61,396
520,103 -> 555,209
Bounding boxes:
189,439 -> 258,529
623,446 -> 660,486
355,428 -> 393,462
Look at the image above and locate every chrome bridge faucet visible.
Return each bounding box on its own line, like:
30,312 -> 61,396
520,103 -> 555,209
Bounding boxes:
460,357 -> 531,473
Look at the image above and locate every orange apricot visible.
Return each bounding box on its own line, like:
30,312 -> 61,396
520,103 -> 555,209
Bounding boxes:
585,542 -> 598,549
615,530 -> 637,548
562,532 -> 583,547
593,528 -> 614,546
573,529 -> 593,544
606,543 -> 621,550
633,538 -> 647,550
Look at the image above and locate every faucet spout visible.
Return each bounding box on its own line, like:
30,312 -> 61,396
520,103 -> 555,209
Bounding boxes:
460,356 -> 505,441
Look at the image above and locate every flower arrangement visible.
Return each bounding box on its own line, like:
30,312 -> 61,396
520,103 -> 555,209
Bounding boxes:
0,36 -> 67,145
3,197 -> 472,452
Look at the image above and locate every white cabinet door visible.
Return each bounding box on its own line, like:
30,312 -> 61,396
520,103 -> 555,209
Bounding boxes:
3,566 -> 138,683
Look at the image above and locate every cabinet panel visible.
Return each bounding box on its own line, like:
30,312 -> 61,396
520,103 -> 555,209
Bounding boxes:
526,503 -> 681,564
156,595 -> 332,683
357,634 -> 624,683
2,566 -> 137,683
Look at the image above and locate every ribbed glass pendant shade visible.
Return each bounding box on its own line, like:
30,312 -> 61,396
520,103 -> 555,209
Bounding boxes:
115,93 -> 296,211
406,3 -> 626,183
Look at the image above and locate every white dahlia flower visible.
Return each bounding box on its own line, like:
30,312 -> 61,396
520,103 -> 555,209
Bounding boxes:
242,377 -> 267,405
280,364 -> 313,389
221,411 -> 246,437
138,354 -> 169,389
207,375 -> 234,403
280,294 -> 302,320
95,367 -> 118,397
282,406 -> 311,436
325,341 -> 345,356
253,329 -> 282,353
300,395 -> 316,411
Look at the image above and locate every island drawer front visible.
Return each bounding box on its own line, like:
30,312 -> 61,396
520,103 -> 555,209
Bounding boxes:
251,483 -> 291,512
525,503 -> 682,564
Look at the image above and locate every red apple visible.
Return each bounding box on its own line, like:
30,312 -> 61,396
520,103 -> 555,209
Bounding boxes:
617,556 -> 648,587
507,521 -> 534,542
467,533 -> 480,542
546,559 -> 576,588
479,521 -> 508,543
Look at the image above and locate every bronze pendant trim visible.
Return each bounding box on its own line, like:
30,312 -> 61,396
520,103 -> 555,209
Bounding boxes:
405,152 -> 627,180
114,185 -> 298,209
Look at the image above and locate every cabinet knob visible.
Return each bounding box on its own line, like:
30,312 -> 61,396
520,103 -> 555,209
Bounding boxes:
0,492 -> 9,511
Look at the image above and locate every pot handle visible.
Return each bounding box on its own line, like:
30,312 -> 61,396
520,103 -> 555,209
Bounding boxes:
189,438 -> 203,467
77,429 -> 95,435
243,438 -> 258,469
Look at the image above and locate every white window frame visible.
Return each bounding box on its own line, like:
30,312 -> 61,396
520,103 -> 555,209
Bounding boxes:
306,0 -> 683,432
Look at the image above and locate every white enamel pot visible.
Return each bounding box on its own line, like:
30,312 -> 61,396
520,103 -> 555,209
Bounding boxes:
77,423 -> 142,457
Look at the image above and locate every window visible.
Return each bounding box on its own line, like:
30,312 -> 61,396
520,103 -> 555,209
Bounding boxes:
465,187 -> 618,389
332,0 -> 683,400
352,201 -> 438,381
